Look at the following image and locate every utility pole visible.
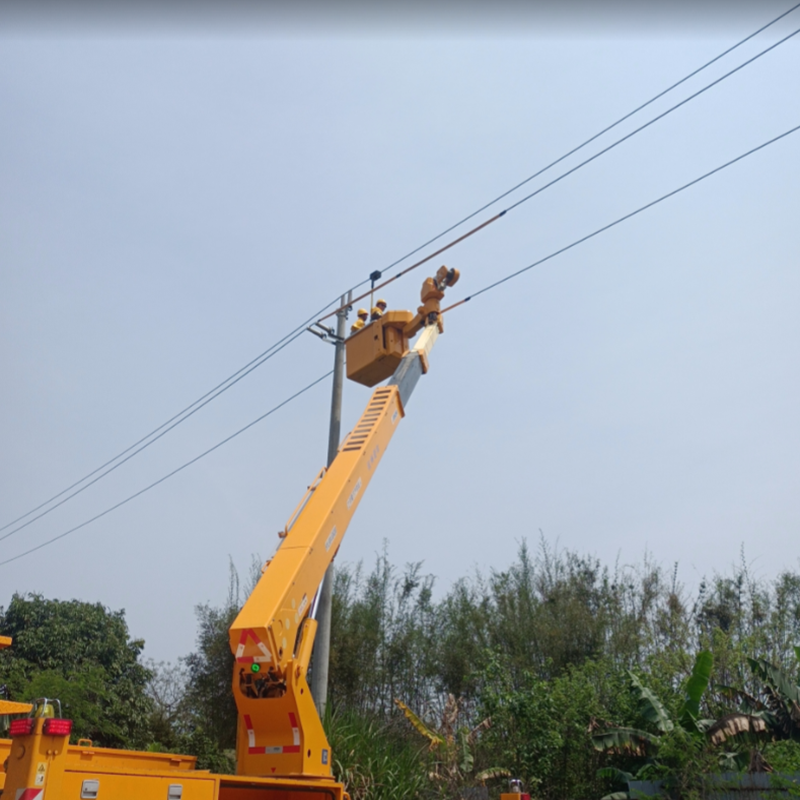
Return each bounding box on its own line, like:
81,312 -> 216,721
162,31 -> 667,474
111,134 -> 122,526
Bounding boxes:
311,292 -> 349,718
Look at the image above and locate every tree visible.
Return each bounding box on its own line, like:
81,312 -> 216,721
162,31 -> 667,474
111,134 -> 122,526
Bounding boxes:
174,558 -> 261,770
181,598 -> 239,751
0,593 -> 153,748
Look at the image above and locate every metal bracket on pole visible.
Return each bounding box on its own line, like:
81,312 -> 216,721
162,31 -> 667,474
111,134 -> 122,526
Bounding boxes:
306,321 -> 343,345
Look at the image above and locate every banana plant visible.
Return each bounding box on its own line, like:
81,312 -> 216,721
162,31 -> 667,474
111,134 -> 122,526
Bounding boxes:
709,646 -> 800,758
394,695 -> 510,796
591,651 -> 714,798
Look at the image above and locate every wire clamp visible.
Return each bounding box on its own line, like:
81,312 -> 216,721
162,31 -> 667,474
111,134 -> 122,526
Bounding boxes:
306,322 -> 342,345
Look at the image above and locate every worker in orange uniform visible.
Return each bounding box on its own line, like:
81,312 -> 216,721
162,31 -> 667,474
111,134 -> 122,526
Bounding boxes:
350,308 -> 369,334
370,298 -> 387,321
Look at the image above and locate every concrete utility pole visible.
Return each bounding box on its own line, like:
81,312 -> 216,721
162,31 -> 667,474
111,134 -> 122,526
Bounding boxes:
311,292 -> 349,718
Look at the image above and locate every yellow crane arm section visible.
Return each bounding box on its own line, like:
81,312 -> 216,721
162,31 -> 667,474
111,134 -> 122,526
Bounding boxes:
229,324 -> 440,780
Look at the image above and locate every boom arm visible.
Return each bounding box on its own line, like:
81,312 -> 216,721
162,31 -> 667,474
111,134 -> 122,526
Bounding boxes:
229,323 -> 441,779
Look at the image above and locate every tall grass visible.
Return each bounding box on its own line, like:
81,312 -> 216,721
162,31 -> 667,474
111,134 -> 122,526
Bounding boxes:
325,706 -> 431,800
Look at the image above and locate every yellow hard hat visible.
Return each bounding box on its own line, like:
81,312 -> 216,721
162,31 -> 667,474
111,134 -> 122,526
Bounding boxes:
376,298 -> 387,309
357,308 -> 369,319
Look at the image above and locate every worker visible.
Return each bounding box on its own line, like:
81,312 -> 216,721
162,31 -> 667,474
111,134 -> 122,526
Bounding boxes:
370,298 -> 387,321
350,308 -> 369,333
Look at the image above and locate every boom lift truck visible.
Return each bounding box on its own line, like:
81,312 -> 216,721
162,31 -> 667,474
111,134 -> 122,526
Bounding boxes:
0,268 -> 461,800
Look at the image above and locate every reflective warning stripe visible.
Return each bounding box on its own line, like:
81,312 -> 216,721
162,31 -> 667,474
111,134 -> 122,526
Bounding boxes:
235,629 -> 272,664
244,715 -> 256,749
245,713 -> 301,755
16,789 -> 44,800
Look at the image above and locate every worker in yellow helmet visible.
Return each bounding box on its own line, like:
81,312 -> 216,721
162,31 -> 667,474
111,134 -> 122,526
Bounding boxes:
350,308 -> 369,334
370,298 -> 387,321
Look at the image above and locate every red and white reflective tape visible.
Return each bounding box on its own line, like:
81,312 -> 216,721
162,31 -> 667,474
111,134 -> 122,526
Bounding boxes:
244,715 -> 256,750
235,628 -> 272,664
16,789 -> 44,800
245,712 -> 300,755
285,712 -> 301,754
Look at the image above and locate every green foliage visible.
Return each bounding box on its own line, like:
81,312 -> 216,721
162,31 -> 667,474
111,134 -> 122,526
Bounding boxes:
764,740 -> 800,773
0,593 -> 153,748
592,652 -> 716,800
173,729 -> 236,774
328,547 -> 439,716
745,656 -> 800,741
475,653 -> 638,800
181,599 -> 239,750
5,540 -> 800,800
167,559 -> 260,764
707,648 -> 800,771
325,706 -> 429,800
476,652 -> 562,790
145,659 -> 190,749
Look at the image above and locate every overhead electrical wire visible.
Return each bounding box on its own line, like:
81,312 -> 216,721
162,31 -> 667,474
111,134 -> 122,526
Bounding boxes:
439,123 -> 800,316
0,297 -> 339,536
4,3 -> 798,535
5,123 -> 796,569
502,26 -> 800,214
12,120 -> 794,569
0,371 -> 334,568
319,21 -> 800,323
340,0 -> 800,296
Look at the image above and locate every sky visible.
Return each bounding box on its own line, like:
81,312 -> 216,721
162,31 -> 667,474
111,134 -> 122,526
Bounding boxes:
1,3 -> 798,663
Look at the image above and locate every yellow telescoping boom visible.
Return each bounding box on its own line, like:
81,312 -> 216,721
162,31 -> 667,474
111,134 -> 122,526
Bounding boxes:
229,267 -> 459,785
0,268 -> 458,800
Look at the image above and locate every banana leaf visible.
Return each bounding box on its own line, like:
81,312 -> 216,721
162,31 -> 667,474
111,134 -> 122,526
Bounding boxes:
629,672 -> 673,734
696,718 -> 717,733
394,698 -> 445,748
748,659 -> 800,705
592,727 -> 660,755
707,712 -> 768,745
718,750 -> 751,771
458,727 -> 474,774
475,768 -> 511,783
679,650 -> 712,731
716,684 -> 767,713
597,767 -> 634,784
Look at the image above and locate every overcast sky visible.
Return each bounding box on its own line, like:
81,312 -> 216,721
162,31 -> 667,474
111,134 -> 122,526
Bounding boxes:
1,4 -> 798,663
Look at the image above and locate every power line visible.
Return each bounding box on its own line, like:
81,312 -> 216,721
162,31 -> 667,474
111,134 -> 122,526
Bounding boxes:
0,297 -> 339,535
317,213 -> 505,323
9,121 -> 794,567
0,371 -> 333,568
5,5 -> 798,531
503,25 -> 800,214
320,21 -> 800,324
342,1 -> 800,295
440,124 -> 800,315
